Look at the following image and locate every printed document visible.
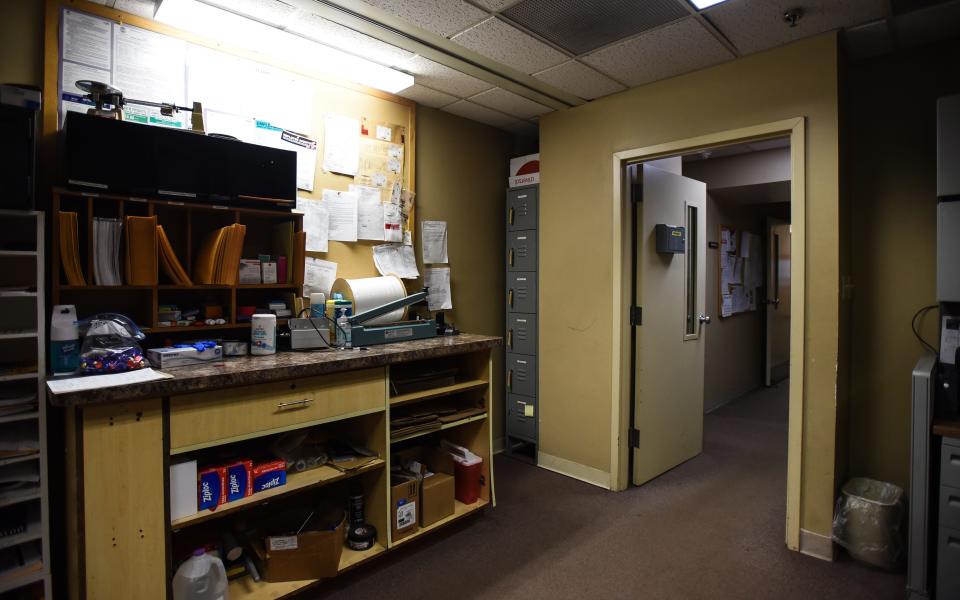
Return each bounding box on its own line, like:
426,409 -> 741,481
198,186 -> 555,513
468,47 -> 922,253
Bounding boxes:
324,189 -> 359,242
421,221 -> 448,264
424,268 -> 452,311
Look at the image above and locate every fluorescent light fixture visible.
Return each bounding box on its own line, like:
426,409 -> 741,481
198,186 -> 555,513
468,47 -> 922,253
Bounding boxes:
154,0 -> 414,93
689,0 -> 729,9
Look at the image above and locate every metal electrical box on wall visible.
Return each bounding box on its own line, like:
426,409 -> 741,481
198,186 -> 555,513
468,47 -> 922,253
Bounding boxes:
655,224 -> 685,254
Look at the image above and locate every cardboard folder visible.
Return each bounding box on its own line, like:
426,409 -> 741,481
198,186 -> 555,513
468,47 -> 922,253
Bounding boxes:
124,215 -> 158,286
59,211 -> 86,286
157,225 -> 191,286
193,224 -> 247,285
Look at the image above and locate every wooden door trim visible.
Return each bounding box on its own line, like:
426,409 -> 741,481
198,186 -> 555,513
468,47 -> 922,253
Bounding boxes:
610,118 -> 806,552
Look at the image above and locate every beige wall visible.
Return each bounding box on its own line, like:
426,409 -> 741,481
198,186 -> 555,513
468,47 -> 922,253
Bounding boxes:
703,193 -> 765,412
414,106 -> 511,442
0,0 -> 43,87
539,34 -> 840,536
846,39 -> 960,490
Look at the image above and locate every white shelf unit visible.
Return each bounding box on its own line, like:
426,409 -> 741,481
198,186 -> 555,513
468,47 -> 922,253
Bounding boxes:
0,211 -> 51,598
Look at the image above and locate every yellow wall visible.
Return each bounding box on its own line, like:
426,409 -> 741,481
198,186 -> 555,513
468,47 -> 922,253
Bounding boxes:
846,39 -> 960,489
0,0 -> 43,86
539,34 -> 840,535
414,106 -> 511,441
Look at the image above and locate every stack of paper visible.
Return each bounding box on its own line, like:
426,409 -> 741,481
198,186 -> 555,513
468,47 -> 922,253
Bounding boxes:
193,224 -> 247,285
58,211 -> 86,286
92,218 -> 123,286
124,215 -> 158,286
157,225 -> 191,286
0,393 -> 37,418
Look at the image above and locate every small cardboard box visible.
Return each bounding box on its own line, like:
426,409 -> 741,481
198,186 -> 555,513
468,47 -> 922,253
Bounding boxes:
391,476 -> 419,541
259,514 -> 345,582
421,472 -> 455,527
147,345 -> 222,369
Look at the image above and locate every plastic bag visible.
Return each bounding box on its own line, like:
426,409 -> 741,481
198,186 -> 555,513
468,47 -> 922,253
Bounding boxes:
78,313 -> 147,374
832,477 -> 905,569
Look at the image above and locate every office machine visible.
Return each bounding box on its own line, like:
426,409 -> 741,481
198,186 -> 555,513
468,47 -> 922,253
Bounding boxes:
347,290 -> 437,347
287,318 -> 332,350
908,93 -> 960,600
0,84 -> 40,210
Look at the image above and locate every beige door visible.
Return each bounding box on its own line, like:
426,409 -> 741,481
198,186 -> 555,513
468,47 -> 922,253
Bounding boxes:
765,219 -> 791,385
632,164 -> 707,486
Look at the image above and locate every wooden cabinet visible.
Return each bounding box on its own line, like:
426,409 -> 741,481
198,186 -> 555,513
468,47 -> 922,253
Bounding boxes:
54,338 -> 498,600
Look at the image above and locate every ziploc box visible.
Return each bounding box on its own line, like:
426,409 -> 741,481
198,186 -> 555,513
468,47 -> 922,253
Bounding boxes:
147,345 -> 222,369
226,460 -> 253,503
198,466 -> 226,511
253,460 -> 287,493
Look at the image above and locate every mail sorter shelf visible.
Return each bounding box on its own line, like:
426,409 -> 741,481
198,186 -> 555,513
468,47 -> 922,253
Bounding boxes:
390,412 -> 488,444
51,187 -> 304,340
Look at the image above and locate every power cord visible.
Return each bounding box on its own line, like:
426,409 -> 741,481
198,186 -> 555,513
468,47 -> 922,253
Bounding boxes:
912,304 -> 939,355
295,308 -> 349,349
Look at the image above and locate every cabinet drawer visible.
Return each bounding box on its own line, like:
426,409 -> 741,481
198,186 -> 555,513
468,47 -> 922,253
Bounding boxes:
938,526 -> 960,600
942,442 -> 960,489
942,485 -> 960,531
170,368 -> 385,451
506,393 -> 536,442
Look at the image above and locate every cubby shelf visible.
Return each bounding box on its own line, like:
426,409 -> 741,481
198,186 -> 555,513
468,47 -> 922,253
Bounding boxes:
226,543 -> 387,600
170,459 -> 386,530
390,499 -> 490,549
389,379 -> 489,407
390,412 -> 488,444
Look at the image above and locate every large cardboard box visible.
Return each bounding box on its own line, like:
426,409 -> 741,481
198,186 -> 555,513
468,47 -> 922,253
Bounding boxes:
258,513 -> 345,582
391,476 -> 419,541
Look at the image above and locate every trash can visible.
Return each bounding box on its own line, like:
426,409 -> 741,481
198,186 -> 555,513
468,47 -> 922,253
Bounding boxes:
832,477 -> 905,569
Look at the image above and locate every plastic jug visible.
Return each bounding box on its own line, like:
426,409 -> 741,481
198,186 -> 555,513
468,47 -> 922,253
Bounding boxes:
172,549 -> 228,600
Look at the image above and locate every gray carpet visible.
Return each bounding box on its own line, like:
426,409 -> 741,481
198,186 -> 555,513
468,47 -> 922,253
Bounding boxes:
316,382 -> 905,599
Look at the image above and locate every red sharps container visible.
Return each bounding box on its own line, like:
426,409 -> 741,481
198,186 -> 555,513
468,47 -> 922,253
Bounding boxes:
453,457 -> 483,504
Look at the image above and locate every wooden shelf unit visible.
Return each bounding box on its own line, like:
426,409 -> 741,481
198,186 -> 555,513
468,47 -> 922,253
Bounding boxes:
391,498 -> 490,549
389,379 -> 489,407
51,187 -> 303,341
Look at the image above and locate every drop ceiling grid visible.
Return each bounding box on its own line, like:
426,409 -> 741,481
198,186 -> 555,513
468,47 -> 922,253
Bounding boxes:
533,60 -> 626,100
469,87 -> 554,119
451,16 -> 571,74
357,0 -> 490,38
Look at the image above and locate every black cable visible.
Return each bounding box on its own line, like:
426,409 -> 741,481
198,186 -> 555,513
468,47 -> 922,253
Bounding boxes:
912,304 -> 939,355
296,307 -> 336,349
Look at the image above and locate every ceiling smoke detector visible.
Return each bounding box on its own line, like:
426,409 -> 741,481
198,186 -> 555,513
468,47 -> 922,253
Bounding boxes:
783,7 -> 804,27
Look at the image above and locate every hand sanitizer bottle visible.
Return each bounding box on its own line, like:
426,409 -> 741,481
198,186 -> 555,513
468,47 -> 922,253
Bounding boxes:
336,309 -> 351,348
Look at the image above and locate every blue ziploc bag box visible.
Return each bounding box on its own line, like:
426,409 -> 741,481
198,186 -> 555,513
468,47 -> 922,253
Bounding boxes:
198,467 -> 225,511
252,460 -> 287,493
226,461 -> 253,502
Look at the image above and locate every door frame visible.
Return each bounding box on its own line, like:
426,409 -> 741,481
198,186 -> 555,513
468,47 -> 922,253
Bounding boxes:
609,118 -> 806,551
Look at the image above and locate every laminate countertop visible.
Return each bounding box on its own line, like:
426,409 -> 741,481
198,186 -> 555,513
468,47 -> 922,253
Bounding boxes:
47,334 -> 501,407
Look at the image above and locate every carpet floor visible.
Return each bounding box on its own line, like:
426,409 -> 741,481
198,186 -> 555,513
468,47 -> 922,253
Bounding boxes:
316,382 -> 905,599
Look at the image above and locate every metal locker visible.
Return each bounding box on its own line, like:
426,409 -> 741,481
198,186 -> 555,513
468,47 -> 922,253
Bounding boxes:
938,526 -> 960,599
506,353 -> 537,397
507,313 -> 537,355
506,272 -> 537,314
507,230 -> 538,272
506,393 -> 536,442
507,187 -> 538,231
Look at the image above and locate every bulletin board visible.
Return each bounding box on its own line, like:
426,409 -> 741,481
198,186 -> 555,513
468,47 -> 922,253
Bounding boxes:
717,225 -> 763,318
42,0 -> 417,288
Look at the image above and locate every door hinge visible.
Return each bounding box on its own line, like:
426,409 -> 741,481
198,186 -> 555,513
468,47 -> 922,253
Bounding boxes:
628,427 -> 640,448
630,306 -> 642,326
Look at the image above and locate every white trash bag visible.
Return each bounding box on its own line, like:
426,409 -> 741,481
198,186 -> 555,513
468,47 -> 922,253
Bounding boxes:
832,477 -> 905,569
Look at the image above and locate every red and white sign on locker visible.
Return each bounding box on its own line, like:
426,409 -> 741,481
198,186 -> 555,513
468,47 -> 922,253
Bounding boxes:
509,153 -> 539,188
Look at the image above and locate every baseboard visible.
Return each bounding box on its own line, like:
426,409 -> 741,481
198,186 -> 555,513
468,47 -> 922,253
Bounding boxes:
537,452 -> 611,489
493,437 -> 505,455
799,528 -> 835,561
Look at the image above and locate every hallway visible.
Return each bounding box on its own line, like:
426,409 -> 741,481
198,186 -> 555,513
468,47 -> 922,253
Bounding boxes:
317,383 -> 904,599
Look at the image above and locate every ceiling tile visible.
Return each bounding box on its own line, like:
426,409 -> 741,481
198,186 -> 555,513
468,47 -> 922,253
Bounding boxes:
533,60 -> 625,100
468,87 -> 553,119
114,0 -> 158,18
286,12 -> 415,67
357,0 -> 488,37
401,56 -> 495,97
502,0 -> 688,55
473,0 -> 522,11
705,0 -> 889,55
442,100 -> 526,132
582,18 -> 734,88
451,17 -> 569,74
397,84 -> 458,108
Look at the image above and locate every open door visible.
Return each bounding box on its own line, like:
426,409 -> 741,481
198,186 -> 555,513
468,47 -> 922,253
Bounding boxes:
632,164 -> 707,487
765,218 -> 791,386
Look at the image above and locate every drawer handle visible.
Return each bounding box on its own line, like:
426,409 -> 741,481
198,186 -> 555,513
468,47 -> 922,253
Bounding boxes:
509,248 -> 515,267
518,194 -> 527,199
277,399 -> 312,410
508,289 -> 514,306
950,496 -> 960,508
949,536 -> 960,549
507,370 -> 513,390
507,329 -> 514,348
508,207 -> 515,225
951,454 -> 960,465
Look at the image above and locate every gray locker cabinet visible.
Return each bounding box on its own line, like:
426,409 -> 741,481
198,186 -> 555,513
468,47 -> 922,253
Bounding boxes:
507,187 -> 538,231
507,271 -> 537,314
507,353 -> 537,397
507,313 -> 537,356
938,525 -> 960,599
507,230 -> 538,272
506,393 -> 537,442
